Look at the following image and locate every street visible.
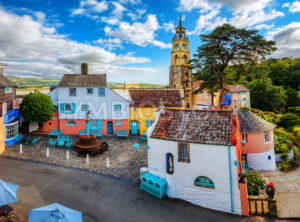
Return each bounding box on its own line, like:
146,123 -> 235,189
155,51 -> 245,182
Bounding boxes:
0,157 -> 246,222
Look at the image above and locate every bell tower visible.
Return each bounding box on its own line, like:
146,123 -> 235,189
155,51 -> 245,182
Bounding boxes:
169,17 -> 193,108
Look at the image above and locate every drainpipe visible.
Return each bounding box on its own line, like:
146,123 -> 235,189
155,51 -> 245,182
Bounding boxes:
228,145 -> 234,214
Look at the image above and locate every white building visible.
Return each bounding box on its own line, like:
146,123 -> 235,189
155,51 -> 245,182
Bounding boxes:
146,108 -> 249,215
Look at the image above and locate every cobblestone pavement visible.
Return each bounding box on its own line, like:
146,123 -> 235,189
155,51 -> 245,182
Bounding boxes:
262,167 -> 300,193
2,135 -> 147,181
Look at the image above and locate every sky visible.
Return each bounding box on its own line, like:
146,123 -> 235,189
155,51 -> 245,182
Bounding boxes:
0,0 -> 299,84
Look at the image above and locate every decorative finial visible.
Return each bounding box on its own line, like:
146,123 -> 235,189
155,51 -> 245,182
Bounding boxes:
179,16 -> 182,27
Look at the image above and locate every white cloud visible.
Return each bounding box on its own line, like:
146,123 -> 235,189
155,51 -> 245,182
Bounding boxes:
101,16 -> 119,25
0,7 -> 156,80
179,0 -> 273,13
101,2 -> 127,25
118,0 -> 141,4
163,22 -> 175,33
94,38 -> 123,50
283,1 -> 300,13
71,0 -> 108,17
105,14 -> 171,48
111,2 -> 126,17
255,23 -> 274,30
266,22 -> 300,58
127,9 -> 146,21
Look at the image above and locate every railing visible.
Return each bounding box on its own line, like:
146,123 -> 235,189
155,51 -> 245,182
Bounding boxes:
248,196 -> 277,216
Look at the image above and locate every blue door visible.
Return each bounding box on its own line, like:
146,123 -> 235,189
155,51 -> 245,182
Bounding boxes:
130,121 -> 139,135
107,121 -> 113,134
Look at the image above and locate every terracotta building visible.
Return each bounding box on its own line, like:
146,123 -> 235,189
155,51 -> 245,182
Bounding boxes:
238,110 -> 276,171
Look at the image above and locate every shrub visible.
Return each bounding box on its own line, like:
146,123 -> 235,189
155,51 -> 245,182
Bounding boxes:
291,147 -> 300,167
278,113 -> 300,129
279,161 -> 290,172
275,144 -> 289,153
246,170 -> 267,195
280,153 -> 289,161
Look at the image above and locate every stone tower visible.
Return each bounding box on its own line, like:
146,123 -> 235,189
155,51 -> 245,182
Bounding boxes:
169,17 -> 193,108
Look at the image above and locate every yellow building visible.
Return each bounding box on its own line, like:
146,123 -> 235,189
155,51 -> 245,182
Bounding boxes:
0,116 -> 4,154
129,89 -> 182,135
169,18 -> 193,108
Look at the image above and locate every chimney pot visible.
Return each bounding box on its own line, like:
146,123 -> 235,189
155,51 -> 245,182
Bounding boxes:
81,63 -> 88,75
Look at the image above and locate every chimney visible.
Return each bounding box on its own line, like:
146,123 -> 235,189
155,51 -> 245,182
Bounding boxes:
81,63 -> 88,75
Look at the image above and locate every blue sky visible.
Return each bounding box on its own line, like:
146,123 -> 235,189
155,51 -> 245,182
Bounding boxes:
0,0 -> 299,84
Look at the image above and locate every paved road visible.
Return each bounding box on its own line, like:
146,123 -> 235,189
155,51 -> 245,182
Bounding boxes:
0,158 -> 247,222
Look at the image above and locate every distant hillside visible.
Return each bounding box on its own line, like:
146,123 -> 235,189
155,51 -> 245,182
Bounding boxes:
7,76 -> 168,89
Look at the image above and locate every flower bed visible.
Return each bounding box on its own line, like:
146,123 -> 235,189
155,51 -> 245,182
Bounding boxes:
79,134 -> 97,146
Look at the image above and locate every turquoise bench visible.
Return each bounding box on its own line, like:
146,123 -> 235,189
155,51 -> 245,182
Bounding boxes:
15,134 -> 24,143
48,138 -> 57,147
79,129 -> 102,139
65,139 -> 73,150
31,137 -> 40,145
115,130 -> 129,139
48,129 -> 62,137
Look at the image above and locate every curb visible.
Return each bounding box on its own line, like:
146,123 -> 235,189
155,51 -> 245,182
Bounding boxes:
2,156 -> 139,184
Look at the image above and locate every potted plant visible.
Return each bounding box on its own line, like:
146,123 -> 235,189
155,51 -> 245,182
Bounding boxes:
266,182 -> 275,199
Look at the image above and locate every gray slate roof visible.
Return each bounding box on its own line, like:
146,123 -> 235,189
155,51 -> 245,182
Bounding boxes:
151,109 -> 233,145
58,74 -> 107,87
238,110 -> 275,133
0,75 -> 17,88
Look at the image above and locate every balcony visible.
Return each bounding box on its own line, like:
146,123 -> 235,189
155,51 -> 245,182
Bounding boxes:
4,109 -> 19,124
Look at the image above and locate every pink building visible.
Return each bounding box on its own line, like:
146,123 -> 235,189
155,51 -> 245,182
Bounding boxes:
223,85 -> 250,109
238,110 -> 276,171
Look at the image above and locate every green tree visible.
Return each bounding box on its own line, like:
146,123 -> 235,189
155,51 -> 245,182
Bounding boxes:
278,113 -> 300,129
245,170 -> 267,195
285,87 -> 299,108
248,77 -> 286,111
190,24 -> 276,107
20,92 -> 54,123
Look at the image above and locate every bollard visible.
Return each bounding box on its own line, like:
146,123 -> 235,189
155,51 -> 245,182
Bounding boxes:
19,144 -> 23,153
46,148 -> 49,157
106,157 -> 110,168
66,150 -> 69,160
86,154 -> 89,163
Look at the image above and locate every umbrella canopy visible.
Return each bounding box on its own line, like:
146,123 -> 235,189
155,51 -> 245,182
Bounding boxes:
0,179 -> 19,206
28,203 -> 83,222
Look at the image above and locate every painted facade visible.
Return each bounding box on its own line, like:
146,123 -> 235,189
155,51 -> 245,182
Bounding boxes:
46,63 -> 130,135
146,108 -> 249,215
238,111 -> 276,171
0,63 -> 19,146
129,89 -> 182,135
0,116 -> 4,154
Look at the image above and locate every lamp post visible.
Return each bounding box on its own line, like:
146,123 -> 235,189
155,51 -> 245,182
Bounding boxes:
86,110 -> 90,137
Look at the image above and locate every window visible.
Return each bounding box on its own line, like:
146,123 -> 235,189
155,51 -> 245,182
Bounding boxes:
98,88 -> 105,96
116,120 -> 122,126
175,44 -> 179,49
0,67 -> 4,75
4,88 -> 12,93
65,104 -> 71,112
182,44 -> 186,49
264,131 -> 270,143
146,120 -> 155,127
87,88 -> 93,94
178,143 -> 190,163
91,120 -> 97,129
4,121 -> 18,140
69,88 -> 76,96
66,120 -> 76,126
81,104 -> 89,111
242,133 -> 248,143
114,104 -> 121,111
194,176 -> 215,189
166,153 -> 174,174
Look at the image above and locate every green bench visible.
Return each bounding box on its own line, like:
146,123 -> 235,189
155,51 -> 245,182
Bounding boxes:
115,130 -> 129,139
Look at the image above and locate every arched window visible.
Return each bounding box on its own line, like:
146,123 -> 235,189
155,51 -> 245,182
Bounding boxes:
194,176 -> 215,189
166,153 -> 174,174
66,120 -> 76,126
186,103 -> 190,108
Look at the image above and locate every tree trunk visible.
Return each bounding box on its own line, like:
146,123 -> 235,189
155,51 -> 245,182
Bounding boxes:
219,76 -> 224,108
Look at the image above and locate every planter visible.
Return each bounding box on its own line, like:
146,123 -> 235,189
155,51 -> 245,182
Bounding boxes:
79,135 -> 97,146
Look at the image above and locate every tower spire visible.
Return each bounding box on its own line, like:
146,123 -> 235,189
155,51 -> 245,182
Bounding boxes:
179,16 -> 182,27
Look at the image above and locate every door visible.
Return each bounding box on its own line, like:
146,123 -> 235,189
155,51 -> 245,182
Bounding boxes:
130,121 -> 139,135
107,121 -> 113,134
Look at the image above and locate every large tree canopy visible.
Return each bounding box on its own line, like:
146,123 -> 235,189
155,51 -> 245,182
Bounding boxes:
20,92 -> 53,123
190,24 -> 277,106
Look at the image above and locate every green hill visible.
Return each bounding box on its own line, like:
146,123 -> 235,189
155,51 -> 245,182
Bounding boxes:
7,76 -> 167,89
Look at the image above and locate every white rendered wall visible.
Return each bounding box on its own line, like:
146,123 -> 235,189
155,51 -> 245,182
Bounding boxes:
247,148 -> 276,171
147,138 -> 242,215
57,87 -> 130,120
48,88 -> 58,106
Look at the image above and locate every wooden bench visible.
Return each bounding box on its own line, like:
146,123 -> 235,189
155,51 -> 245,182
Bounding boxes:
115,130 -> 129,139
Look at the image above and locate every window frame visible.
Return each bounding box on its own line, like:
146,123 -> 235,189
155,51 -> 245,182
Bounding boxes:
178,143 -> 190,163
69,88 -> 76,96
91,120 -> 98,129
116,120 -> 122,126
242,133 -> 248,143
81,104 -> 89,112
87,88 -> 94,95
66,120 -> 77,126
65,104 -> 71,112
4,121 -> 18,140
98,88 -> 105,97
264,131 -> 270,143
114,104 -> 121,111
194,176 -> 215,189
